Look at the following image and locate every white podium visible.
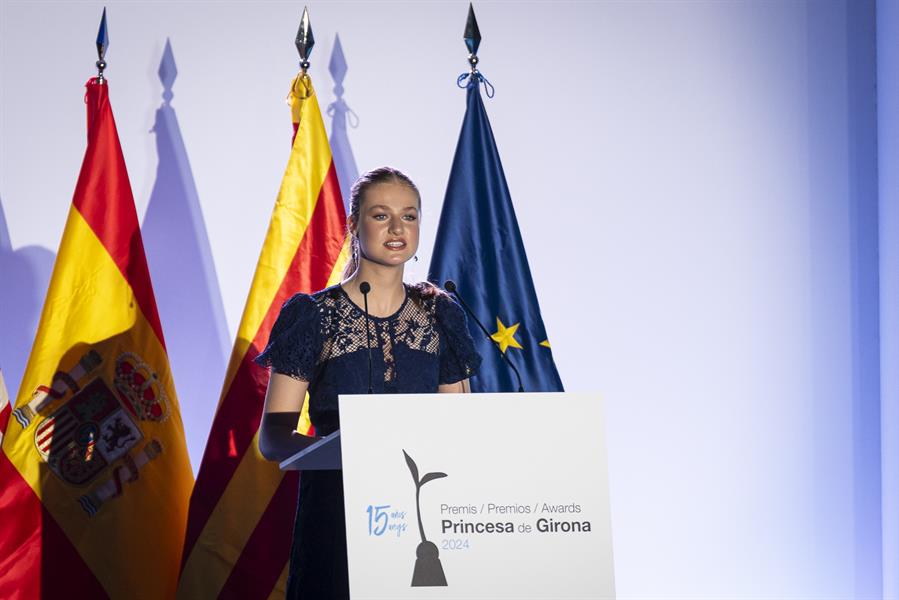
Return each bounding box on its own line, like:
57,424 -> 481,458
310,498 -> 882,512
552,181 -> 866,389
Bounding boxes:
282,392 -> 615,599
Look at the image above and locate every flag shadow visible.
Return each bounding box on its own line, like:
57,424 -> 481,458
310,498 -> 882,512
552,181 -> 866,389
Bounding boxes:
141,39 -> 230,475
327,33 -> 359,212
0,197 -> 55,397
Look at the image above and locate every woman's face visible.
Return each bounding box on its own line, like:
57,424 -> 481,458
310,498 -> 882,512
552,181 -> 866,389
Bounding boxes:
354,181 -> 420,268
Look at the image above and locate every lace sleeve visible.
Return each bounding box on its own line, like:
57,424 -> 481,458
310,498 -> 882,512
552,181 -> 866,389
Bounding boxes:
254,293 -> 319,381
436,294 -> 482,385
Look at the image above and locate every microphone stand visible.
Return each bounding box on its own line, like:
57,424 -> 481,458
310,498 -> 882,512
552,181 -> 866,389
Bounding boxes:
360,281 -> 374,394
444,280 -> 525,392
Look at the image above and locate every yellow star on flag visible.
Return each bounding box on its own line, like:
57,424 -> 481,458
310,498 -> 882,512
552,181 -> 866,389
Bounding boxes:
491,317 -> 523,353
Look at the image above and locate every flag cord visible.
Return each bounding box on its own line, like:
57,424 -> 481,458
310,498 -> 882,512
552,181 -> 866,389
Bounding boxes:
456,71 -> 495,98
326,99 -> 360,128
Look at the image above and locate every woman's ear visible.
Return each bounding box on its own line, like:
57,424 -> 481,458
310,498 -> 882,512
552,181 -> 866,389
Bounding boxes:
347,214 -> 357,237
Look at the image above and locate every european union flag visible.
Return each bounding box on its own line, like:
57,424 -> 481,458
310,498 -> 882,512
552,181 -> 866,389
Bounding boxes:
429,81 -> 564,393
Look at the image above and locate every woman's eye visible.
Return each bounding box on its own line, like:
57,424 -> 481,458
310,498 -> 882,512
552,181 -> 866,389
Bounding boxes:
372,214 -> 387,221
403,214 -> 418,221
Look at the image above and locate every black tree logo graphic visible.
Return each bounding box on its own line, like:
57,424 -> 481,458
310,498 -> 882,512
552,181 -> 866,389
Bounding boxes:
403,449 -> 448,587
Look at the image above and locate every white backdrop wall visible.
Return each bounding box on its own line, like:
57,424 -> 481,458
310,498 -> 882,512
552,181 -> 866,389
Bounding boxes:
0,1 -> 891,597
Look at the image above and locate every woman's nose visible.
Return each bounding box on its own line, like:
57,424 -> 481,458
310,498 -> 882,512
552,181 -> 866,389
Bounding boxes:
388,217 -> 404,235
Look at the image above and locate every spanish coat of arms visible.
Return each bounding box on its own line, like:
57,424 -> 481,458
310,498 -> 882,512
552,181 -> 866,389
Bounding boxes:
14,350 -> 169,516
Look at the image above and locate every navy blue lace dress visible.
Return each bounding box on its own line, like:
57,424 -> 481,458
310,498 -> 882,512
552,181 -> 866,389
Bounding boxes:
255,283 -> 480,599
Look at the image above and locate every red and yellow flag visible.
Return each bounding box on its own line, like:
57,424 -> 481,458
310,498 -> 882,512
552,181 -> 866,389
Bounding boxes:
177,74 -> 348,599
0,78 -> 193,598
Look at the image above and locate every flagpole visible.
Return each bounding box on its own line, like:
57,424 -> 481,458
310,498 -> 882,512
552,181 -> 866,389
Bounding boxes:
296,6 -> 314,75
95,7 -> 108,84
464,3 -> 481,77
291,6 -> 315,126
457,3 -> 494,97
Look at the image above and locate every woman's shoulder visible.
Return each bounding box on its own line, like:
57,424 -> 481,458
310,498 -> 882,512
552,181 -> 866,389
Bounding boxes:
256,289 -> 329,372
406,281 -> 466,321
277,285 -> 343,321
269,294 -> 315,332
283,285 -> 341,305
311,284 -> 344,303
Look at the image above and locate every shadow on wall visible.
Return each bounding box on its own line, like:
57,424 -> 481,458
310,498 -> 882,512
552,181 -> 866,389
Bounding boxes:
806,1 -> 881,597
0,197 -> 55,398
327,33 -> 359,212
141,39 -> 230,475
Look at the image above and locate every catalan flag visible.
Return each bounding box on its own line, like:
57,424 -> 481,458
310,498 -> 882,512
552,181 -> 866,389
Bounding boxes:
428,78 -> 564,393
177,73 -> 348,598
0,78 -> 193,598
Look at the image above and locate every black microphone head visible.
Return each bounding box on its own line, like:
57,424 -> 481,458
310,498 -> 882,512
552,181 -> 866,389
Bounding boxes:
359,281 -> 371,294
443,280 -> 457,293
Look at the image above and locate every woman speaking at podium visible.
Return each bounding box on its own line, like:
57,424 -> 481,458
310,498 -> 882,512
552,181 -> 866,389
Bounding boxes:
254,166 -> 481,599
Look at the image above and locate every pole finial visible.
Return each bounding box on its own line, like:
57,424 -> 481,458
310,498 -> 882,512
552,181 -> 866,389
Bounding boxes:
295,6 -> 315,73
456,2 -> 493,96
464,3 -> 481,72
96,7 -> 109,82
159,38 -> 177,104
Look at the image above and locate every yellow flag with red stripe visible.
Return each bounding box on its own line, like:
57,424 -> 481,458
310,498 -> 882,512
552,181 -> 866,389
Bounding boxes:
0,78 -> 193,599
177,73 -> 348,598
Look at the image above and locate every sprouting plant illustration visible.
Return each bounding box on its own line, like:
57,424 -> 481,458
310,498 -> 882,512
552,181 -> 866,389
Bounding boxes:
403,449 -> 448,586
403,449 -> 447,543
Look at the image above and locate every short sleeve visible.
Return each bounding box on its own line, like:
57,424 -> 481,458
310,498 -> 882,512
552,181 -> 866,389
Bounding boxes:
436,294 -> 482,385
254,293 -> 319,381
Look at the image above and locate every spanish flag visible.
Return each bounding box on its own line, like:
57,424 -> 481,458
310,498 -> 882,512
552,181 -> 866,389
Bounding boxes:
178,74 -> 347,598
0,78 -> 193,598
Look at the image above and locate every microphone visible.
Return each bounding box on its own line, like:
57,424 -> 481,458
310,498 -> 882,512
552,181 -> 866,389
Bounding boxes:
443,280 -> 524,392
359,281 -> 374,394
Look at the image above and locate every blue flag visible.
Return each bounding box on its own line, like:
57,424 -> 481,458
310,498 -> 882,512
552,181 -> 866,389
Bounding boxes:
429,81 -> 564,393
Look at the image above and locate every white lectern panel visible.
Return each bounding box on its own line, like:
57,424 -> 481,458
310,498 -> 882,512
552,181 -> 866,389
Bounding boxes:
339,392 -> 614,600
